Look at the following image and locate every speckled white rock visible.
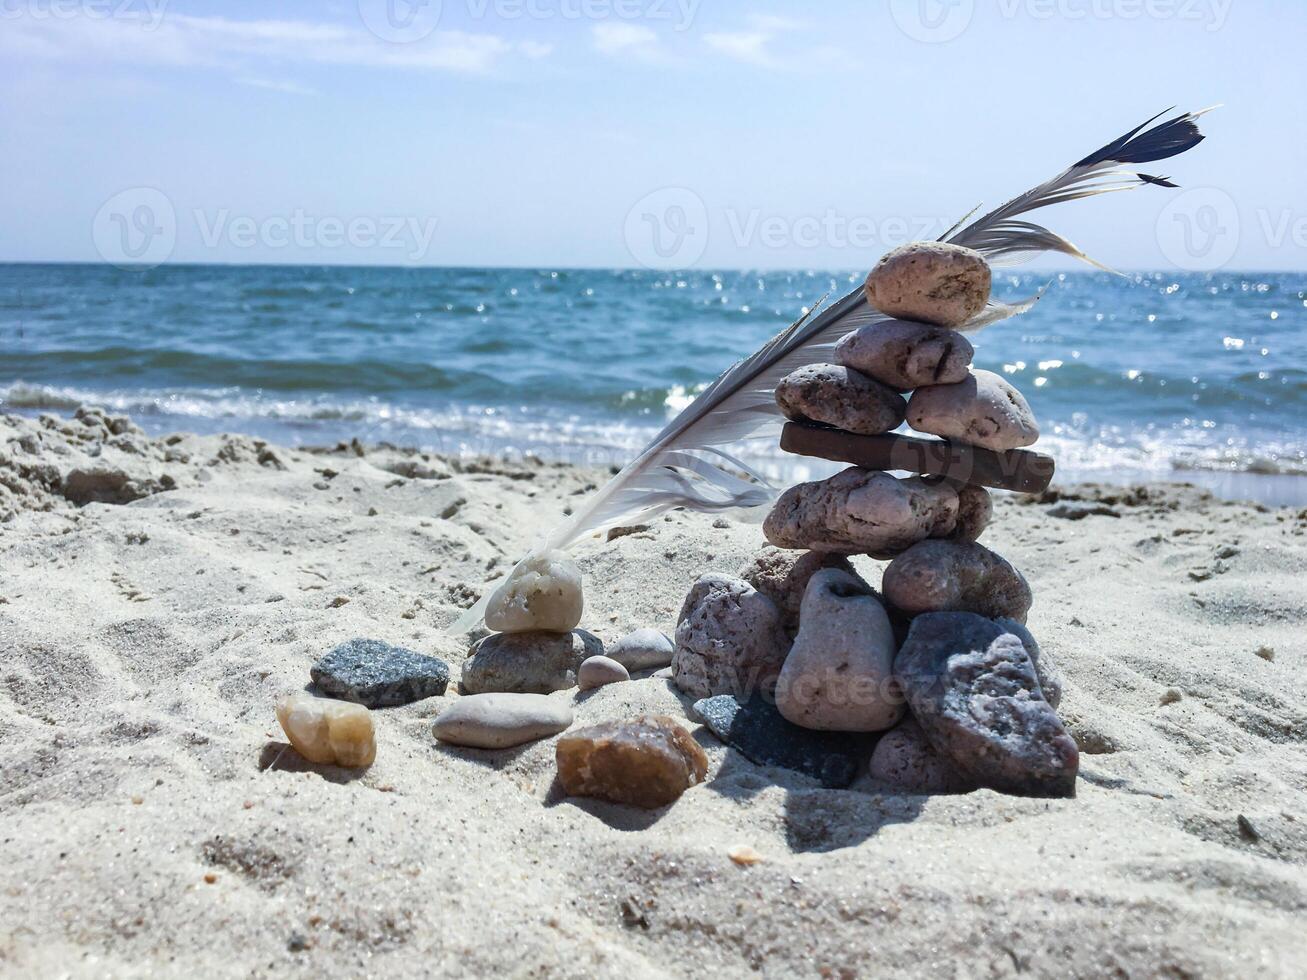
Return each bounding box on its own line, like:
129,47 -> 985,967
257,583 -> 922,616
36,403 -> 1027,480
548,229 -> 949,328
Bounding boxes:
864,242 -> 991,327
276,695 -> 376,768
431,693 -> 573,749
739,547 -> 863,636
484,549 -> 584,633
606,628 -> 675,672
763,468 -> 958,556
672,575 -> 790,700
775,569 -> 903,732
907,369 -> 1039,451
577,655 -> 630,690
866,719 -> 973,794
835,319 -> 974,391
882,540 -> 1033,623
997,617 -> 1062,709
774,363 -> 906,435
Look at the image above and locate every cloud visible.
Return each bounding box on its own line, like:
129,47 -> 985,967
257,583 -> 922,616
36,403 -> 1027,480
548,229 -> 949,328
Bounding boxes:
235,77 -> 318,96
704,13 -> 810,68
517,41 -> 554,60
0,12 -> 547,76
591,23 -> 660,60
703,30 -> 773,66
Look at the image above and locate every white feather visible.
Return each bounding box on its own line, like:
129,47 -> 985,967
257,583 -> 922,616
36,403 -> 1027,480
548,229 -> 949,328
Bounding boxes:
449,108 -> 1213,633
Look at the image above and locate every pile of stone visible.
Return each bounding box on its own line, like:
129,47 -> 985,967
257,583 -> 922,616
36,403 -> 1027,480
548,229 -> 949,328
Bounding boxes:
272,555 -> 710,809
671,242 -> 1078,798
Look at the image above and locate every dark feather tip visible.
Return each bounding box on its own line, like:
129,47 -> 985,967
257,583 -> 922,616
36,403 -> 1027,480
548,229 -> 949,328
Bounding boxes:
1076,110 -> 1208,168
1138,173 -> 1179,188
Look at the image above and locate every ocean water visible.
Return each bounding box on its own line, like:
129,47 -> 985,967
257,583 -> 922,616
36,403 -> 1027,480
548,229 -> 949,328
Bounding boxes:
2,263 -> 1305,504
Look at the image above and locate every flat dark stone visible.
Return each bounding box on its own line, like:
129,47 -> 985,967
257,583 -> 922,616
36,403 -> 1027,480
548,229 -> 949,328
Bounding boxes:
311,638 -> 450,707
692,694 -> 875,789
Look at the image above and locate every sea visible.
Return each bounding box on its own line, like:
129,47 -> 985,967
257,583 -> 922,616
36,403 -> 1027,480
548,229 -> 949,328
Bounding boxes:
2,263 -> 1305,505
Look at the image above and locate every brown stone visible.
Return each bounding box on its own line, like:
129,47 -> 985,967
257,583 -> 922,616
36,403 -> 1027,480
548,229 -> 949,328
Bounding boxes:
882,539 -> 1033,622
763,467 -> 958,556
863,241 -> 991,327
774,363 -> 906,435
556,716 -> 709,809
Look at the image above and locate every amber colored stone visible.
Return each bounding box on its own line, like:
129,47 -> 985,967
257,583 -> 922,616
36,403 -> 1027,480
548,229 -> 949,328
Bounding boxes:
556,715 -> 708,809
276,694 -> 376,768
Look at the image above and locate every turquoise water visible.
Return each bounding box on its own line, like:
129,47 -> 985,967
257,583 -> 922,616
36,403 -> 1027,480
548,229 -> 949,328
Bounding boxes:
2,264 -> 1305,503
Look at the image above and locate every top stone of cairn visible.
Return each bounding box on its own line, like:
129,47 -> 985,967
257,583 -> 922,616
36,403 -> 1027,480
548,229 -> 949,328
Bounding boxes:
864,242 -> 991,328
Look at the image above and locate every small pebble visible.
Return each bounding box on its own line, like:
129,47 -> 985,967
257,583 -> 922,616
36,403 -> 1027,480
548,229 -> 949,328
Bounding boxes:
606,628 -> 675,672
1255,646 -> 1275,662
1237,814 -> 1261,841
1159,688 -> 1183,706
728,845 -> 764,866
578,655 -> 630,690
276,695 -> 376,768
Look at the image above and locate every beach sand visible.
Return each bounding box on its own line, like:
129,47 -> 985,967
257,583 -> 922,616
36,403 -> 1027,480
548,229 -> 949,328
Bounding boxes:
2,408 -> 1306,978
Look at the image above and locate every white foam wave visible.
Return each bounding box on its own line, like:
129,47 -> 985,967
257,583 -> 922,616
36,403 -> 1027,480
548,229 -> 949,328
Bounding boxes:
5,381 -> 1306,479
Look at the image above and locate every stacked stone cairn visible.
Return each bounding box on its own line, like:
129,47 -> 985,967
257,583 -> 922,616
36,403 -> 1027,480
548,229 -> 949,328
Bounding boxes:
271,242 -> 1074,808
673,241 -> 1079,798
436,550 -> 708,809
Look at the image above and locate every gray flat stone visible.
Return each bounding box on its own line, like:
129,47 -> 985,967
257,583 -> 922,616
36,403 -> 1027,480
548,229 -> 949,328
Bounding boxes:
432,693 -> 573,749
893,612 -> 1078,798
607,628 -> 675,672
310,638 -> 450,708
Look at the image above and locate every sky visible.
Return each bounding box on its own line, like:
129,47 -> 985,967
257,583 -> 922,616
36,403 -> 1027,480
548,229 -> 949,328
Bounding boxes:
1,0 -> 1305,270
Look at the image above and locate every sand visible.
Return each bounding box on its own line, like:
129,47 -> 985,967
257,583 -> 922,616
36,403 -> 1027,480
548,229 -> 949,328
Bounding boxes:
2,407 -> 1306,978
